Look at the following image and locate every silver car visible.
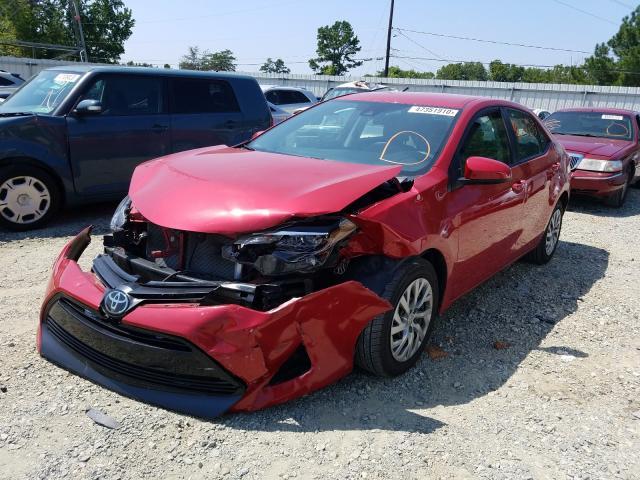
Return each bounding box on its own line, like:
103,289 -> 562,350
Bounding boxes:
0,71 -> 25,100
261,85 -> 318,115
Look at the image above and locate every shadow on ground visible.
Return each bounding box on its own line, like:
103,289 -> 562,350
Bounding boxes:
567,186 -> 640,218
0,202 -> 115,243
223,240 -> 608,433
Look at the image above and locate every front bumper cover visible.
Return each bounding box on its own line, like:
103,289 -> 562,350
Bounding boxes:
570,170 -> 626,197
38,229 -> 391,418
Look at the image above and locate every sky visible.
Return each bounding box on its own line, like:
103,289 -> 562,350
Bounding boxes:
120,0 -> 636,76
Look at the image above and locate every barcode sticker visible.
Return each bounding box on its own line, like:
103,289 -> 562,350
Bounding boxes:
602,114 -> 624,120
54,73 -> 81,84
408,106 -> 459,116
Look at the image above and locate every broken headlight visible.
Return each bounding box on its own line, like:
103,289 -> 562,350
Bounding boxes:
110,196 -> 131,232
223,218 -> 356,276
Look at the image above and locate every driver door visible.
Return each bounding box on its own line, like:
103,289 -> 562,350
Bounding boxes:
66,74 -> 170,197
446,108 -> 528,298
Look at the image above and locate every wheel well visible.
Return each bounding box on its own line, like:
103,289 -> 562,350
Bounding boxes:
421,248 -> 447,308
0,157 -> 66,206
559,191 -> 569,211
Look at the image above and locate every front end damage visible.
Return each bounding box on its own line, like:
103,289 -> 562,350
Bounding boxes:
38,219 -> 393,418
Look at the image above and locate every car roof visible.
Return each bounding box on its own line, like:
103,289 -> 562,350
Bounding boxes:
43,65 -> 255,81
261,85 -> 311,92
342,91 -> 523,110
554,107 -> 637,116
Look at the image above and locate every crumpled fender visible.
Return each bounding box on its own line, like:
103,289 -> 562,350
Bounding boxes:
40,229 -> 393,414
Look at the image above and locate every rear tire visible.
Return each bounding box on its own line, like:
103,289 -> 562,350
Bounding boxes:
355,258 -> 439,377
526,202 -> 564,265
0,165 -> 61,231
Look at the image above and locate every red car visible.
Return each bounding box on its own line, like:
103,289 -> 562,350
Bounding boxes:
544,107 -> 640,207
39,93 -> 570,418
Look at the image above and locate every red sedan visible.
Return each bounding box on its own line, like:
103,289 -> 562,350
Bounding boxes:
544,107 -> 640,207
39,93 -> 570,418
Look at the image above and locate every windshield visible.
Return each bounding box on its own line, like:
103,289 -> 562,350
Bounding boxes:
544,111 -> 633,141
248,100 -> 459,176
0,70 -> 82,114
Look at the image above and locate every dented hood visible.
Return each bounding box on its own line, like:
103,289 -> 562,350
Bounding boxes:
129,145 -> 402,235
556,135 -> 631,158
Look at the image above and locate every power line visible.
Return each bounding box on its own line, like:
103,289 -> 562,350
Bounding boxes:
551,0 -> 617,25
607,0 -> 633,9
394,27 -> 592,54
394,30 -> 444,60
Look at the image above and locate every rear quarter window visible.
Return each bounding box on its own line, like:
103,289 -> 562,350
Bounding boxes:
171,78 -> 240,114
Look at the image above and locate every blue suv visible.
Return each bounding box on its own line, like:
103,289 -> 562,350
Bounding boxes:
0,66 -> 271,230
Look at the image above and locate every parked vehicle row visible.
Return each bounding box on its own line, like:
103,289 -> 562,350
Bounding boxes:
38,91 -> 570,418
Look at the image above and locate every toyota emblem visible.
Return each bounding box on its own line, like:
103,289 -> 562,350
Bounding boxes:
101,289 -> 131,318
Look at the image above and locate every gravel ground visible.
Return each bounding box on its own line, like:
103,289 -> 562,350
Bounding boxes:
0,192 -> 639,480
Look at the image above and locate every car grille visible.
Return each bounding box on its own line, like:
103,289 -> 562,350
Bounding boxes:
44,297 -> 245,396
146,224 -> 237,280
568,153 -> 583,170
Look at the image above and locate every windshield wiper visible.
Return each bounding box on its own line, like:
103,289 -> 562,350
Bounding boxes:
562,133 -> 600,138
0,112 -> 33,117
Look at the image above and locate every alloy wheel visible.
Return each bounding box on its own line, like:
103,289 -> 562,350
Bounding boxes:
545,208 -> 562,256
390,277 -> 433,362
0,176 -> 51,225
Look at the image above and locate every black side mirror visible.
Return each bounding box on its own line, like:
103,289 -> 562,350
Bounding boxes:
74,99 -> 103,115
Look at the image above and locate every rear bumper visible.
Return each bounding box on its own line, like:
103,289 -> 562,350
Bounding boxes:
570,170 -> 626,197
38,229 -> 391,417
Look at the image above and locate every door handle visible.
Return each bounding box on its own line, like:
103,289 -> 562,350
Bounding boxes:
151,124 -> 169,133
512,180 -> 526,193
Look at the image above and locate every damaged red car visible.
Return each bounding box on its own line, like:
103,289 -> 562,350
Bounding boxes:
38,92 -> 570,418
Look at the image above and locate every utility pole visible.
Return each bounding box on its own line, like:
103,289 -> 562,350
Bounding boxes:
383,0 -> 395,77
71,0 -> 89,62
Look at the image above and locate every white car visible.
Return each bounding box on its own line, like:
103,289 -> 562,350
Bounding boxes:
320,81 -> 392,102
261,85 -> 318,115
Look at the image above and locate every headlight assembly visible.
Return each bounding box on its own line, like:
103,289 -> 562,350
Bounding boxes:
577,158 -> 623,173
223,218 -> 357,276
110,196 -> 131,232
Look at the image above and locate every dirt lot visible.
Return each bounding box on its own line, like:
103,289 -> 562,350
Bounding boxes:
0,192 -> 639,480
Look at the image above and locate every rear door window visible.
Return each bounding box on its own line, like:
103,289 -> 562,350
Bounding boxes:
0,77 -> 15,86
506,108 -> 549,162
171,78 -> 240,114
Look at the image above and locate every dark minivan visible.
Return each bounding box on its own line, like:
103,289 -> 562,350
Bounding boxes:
0,66 -> 271,230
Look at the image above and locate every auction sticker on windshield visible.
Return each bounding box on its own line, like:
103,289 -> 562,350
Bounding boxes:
602,114 -> 624,121
408,106 -> 459,116
54,73 -> 81,85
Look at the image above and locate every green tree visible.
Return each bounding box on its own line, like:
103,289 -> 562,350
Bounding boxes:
584,43 -> 618,85
201,49 -> 236,71
179,46 -> 202,70
0,0 -> 134,63
378,65 -> 434,79
604,6 -> 640,86
260,57 -> 291,74
436,62 -> 487,81
489,60 -> 525,82
309,20 -> 362,75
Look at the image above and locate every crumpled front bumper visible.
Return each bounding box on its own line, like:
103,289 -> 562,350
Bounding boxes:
38,228 -> 391,418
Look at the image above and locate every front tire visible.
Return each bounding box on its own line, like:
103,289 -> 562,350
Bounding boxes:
0,165 -> 61,231
355,258 -> 439,377
526,202 -> 563,265
603,168 -> 631,208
